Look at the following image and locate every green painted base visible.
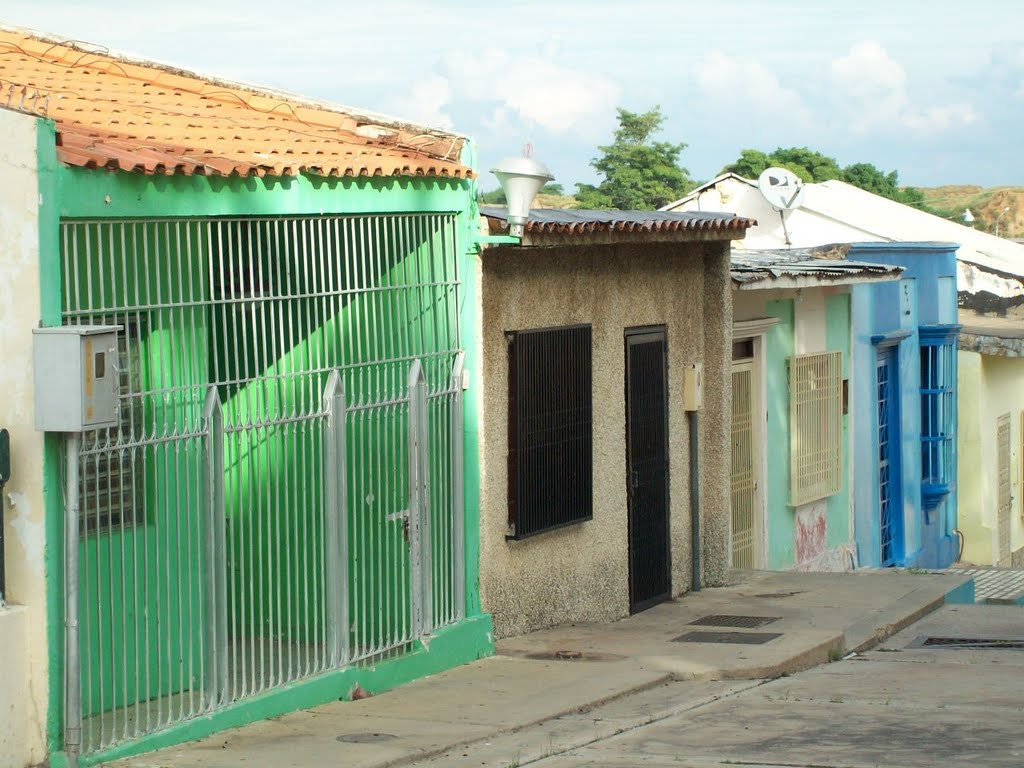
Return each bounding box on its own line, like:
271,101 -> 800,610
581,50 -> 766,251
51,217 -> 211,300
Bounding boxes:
64,614 -> 493,767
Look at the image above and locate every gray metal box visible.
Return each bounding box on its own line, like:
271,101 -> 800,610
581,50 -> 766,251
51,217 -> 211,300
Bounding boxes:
33,326 -> 121,432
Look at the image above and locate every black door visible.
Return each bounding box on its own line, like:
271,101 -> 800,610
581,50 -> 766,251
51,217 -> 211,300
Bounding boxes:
625,327 -> 670,613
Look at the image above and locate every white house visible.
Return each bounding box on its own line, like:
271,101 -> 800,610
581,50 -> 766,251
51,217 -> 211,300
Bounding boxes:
667,175 -> 1024,568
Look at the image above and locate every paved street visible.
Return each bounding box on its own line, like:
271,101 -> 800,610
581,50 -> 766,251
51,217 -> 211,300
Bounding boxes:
421,604 -> 1024,768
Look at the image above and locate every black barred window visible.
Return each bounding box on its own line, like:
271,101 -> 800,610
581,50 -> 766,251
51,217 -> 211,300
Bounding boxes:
506,325 -> 593,539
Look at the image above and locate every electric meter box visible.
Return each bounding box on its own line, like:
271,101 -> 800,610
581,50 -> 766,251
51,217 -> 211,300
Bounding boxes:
682,362 -> 703,412
33,325 -> 121,432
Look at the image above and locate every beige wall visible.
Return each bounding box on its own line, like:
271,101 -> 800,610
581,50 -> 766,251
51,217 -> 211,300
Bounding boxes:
0,109 -> 49,767
957,350 -> 1024,566
477,240 -> 731,638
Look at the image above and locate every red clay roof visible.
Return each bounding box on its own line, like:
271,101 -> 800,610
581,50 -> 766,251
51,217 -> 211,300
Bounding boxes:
0,28 -> 470,179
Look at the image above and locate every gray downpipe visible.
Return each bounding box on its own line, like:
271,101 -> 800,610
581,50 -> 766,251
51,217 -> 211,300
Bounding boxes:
65,432 -> 82,766
689,411 -> 701,592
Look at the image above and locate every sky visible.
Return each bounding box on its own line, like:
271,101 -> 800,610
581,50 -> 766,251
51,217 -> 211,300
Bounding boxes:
4,1 -> 1022,192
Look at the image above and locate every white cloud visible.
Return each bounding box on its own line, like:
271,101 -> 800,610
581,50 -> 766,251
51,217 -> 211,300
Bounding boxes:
694,52 -> 813,124
441,47 -> 621,137
829,41 -> 979,135
390,75 -> 454,132
900,103 -> 979,133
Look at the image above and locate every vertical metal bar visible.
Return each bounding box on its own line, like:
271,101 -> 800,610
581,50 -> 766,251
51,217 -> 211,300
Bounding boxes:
407,359 -> 432,636
65,432 -> 83,766
408,360 -> 423,638
450,352 -> 465,621
202,387 -> 228,707
323,372 -> 349,666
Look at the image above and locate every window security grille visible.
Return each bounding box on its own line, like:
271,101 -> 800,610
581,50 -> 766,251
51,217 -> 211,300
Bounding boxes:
788,351 -> 843,506
919,325 -> 959,512
506,325 -> 593,539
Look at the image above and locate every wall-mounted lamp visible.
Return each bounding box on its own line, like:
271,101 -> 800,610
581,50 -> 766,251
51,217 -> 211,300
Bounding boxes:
491,156 -> 553,238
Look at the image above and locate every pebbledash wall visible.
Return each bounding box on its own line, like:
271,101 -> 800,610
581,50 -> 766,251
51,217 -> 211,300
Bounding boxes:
2,112 -> 493,768
0,107 -> 51,768
477,240 -> 732,639
733,287 -> 854,572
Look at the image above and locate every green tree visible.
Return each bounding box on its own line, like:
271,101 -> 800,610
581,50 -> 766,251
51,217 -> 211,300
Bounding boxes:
723,146 -> 841,183
722,149 -> 773,179
575,106 -> 693,210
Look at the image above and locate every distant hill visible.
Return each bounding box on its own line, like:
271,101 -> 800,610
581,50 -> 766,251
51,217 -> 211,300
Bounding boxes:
916,185 -> 1024,238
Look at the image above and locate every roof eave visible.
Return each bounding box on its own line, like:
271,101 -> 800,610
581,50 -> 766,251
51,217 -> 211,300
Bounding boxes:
518,229 -> 749,247
732,271 -> 902,291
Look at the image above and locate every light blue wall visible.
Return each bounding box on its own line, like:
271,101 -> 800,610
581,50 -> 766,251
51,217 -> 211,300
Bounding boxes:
848,242 -> 959,568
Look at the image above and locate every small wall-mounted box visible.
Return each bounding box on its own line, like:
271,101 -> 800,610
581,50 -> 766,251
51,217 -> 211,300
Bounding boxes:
33,325 -> 121,432
682,362 -> 703,412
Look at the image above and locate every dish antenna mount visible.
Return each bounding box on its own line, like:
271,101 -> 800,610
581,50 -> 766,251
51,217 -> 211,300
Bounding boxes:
757,167 -> 805,246
757,167 -> 806,211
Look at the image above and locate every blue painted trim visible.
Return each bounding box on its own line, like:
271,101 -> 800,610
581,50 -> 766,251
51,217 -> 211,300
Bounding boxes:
922,483 -> 949,517
918,324 -> 961,344
944,578 -> 975,605
899,545 -> 924,568
871,329 -> 912,347
850,241 -> 960,253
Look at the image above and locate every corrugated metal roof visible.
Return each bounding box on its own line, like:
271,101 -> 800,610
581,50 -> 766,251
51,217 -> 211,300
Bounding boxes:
0,28 -> 470,179
669,174 -> 1024,286
481,206 -> 754,236
732,244 -> 903,285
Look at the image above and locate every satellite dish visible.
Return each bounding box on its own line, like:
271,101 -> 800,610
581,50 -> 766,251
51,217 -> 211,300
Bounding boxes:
757,167 -> 806,211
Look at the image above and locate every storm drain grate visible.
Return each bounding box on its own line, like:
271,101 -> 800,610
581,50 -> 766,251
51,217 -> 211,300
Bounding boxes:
689,614 -> 780,628
909,636 -> 1024,650
674,631 -> 782,645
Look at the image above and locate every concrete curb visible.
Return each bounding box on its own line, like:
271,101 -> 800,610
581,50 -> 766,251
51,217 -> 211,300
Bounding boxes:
408,679 -> 767,768
371,672 -> 675,768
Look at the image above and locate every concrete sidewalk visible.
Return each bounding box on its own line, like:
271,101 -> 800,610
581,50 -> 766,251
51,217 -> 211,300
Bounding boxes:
108,569 -> 970,768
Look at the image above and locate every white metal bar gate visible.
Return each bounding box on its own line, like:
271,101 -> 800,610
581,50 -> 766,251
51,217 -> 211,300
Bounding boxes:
59,214 -> 465,755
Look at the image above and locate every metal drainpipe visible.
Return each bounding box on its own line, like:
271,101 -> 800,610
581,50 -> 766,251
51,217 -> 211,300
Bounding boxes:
689,410 -> 701,592
65,432 -> 82,766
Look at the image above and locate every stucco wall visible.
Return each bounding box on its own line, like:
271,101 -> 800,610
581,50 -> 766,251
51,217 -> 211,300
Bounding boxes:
733,288 -> 854,572
477,240 -> 731,639
957,352 -> 1024,565
0,109 -> 48,767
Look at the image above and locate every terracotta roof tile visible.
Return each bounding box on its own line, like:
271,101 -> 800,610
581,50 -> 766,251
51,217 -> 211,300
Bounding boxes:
0,28 -> 470,179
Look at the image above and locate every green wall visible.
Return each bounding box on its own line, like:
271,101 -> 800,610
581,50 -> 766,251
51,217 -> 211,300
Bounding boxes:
761,292 -> 852,570
45,158 -> 487,757
763,299 -> 795,569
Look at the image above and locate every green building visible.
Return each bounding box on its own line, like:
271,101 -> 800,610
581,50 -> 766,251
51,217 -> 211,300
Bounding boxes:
0,28 -> 490,767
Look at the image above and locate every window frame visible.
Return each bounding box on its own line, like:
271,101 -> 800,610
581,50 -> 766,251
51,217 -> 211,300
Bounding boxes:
506,324 -> 594,540
919,324 -> 960,513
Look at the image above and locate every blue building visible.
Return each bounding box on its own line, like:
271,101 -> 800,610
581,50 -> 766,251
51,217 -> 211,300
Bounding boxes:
850,242 -> 960,569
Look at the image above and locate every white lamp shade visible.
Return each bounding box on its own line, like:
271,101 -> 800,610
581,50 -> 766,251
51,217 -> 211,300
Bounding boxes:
491,157 -> 554,227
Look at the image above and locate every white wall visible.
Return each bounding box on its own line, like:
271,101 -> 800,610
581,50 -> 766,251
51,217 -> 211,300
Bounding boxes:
0,108 -> 48,768
673,179 -> 883,249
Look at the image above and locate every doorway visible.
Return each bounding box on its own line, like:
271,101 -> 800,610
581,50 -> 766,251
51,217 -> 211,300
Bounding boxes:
625,327 -> 670,612
730,338 -> 764,568
877,347 -> 902,566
